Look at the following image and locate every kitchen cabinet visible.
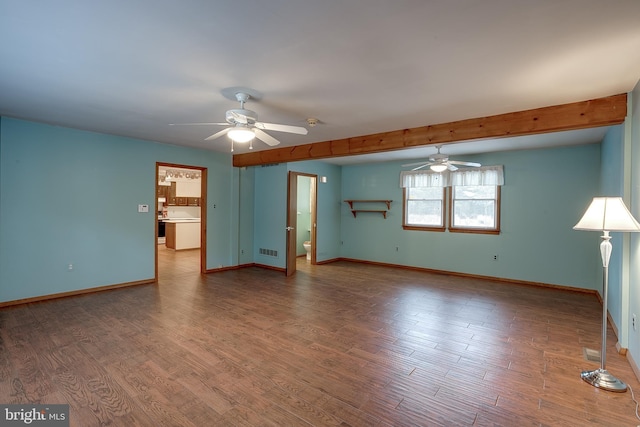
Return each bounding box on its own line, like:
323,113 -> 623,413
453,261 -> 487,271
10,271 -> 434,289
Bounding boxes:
176,181 -> 200,197
165,222 -> 175,247
167,182 -> 178,205
157,185 -> 169,198
166,182 -> 201,206
164,220 -> 200,250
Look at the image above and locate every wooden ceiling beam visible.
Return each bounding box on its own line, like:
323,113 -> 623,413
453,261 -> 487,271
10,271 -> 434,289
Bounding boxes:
232,93 -> 627,167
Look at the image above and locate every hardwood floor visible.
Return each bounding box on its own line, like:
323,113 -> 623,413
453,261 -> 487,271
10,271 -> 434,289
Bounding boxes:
2,247 -> 640,426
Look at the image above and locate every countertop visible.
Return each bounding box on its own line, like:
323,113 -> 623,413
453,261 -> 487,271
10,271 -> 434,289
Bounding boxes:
161,218 -> 201,223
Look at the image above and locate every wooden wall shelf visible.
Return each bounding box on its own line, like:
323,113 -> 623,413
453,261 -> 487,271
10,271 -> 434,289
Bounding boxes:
344,200 -> 392,218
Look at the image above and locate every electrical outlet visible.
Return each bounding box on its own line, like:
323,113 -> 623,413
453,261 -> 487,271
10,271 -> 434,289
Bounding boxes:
493,254 -> 498,261
68,264 -> 73,271
396,247 -> 399,252
633,314 -> 637,331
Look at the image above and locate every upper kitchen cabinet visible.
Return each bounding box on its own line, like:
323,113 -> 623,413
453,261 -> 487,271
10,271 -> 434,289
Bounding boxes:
176,181 -> 200,198
157,185 -> 169,198
166,182 -> 178,205
165,181 -> 201,206
158,167 -> 202,206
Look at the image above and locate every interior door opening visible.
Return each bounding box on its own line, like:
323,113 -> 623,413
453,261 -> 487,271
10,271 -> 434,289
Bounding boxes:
287,172 -> 317,276
155,162 -> 207,279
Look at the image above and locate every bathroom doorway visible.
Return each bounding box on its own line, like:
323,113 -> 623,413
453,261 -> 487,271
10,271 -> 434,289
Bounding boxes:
286,172 -> 317,276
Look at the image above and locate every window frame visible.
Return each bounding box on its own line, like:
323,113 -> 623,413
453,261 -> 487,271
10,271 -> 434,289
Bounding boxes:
402,187 -> 446,232
448,185 -> 501,235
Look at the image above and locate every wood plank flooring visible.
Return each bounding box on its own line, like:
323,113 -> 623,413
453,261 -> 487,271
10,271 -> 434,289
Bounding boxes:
2,246 -> 640,426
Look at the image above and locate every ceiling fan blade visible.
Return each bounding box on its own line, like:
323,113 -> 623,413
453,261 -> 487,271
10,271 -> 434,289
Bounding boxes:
411,163 -> 431,171
204,128 -> 231,141
447,164 -> 459,171
253,128 -> 280,146
448,160 -> 481,167
169,122 -> 227,126
255,122 -> 308,135
402,160 -> 434,167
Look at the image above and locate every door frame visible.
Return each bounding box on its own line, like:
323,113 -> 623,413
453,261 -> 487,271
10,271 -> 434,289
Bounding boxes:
286,171 -> 318,276
155,162 -> 208,279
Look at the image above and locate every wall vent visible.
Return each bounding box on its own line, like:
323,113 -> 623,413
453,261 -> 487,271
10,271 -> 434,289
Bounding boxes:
259,248 -> 278,257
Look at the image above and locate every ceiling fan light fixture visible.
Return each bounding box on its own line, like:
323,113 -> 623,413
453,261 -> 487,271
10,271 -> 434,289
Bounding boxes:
430,164 -> 448,172
227,127 -> 255,143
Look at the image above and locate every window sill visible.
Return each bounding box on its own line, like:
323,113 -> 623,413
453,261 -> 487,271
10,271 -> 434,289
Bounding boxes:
448,227 -> 500,235
402,225 -> 446,232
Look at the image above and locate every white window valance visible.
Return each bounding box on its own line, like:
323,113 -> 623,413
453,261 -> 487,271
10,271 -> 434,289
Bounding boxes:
450,165 -> 504,186
400,170 -> 449,188
401,165 -> 503,188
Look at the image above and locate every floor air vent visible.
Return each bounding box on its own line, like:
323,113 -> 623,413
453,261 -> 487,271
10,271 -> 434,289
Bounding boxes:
583,347 -> 601,363
259,248 -> 278,257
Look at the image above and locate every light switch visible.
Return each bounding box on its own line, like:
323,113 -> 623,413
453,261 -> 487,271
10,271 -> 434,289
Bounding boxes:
138,204 -> 149,213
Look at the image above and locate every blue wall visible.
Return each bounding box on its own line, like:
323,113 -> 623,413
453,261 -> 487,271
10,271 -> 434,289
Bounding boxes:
600,125 -> 626,328
628,82 -> 640,363
0,115 -> 618,304
289,161 -> 342,263
0,117 -> 236,302
252,163 -> 288,268
249,142 -> 603,289
251,160 -> 342,269
340,144 -> 602,289
237,166 -> 255,265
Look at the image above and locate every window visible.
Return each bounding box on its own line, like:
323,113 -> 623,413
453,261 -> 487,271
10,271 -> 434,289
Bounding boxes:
403,187 -> 445,231
400,165 -> 503,235
449,185 -> 500,233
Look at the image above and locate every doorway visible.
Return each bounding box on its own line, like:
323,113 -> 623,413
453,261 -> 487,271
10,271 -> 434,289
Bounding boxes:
286,172 -> 317,276
155,162 -> 207,279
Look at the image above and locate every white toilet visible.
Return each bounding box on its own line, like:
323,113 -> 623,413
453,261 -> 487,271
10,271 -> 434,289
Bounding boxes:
303,241 -> 311,260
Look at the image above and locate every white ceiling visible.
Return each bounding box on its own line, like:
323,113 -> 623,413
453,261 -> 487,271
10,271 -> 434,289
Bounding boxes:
1,1 -> 639,163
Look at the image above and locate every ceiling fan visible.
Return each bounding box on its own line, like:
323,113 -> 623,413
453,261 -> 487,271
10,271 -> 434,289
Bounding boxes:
402,145 -> 481,172
170,92 -> 308,151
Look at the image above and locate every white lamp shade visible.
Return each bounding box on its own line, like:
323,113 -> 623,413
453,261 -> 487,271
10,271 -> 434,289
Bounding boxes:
430,164 -> 447,172
228,127 -> 255,143
574,197 -> 640,232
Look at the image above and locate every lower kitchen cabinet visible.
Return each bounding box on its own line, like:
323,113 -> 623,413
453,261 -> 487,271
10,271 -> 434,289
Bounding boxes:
164,221 -> 200,250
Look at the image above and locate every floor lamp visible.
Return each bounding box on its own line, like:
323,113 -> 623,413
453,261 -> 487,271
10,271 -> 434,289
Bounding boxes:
574,197 -> 640,392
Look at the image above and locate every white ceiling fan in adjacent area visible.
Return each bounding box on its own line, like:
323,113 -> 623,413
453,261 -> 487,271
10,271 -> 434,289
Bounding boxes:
170,90 -> 308,151
402,145 -> 481,172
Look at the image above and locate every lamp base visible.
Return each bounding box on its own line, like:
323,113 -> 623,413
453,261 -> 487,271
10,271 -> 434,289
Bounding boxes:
581,368 -> 627,392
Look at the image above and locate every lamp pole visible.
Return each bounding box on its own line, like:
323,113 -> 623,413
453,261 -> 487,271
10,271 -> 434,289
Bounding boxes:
579,231 -> 627,391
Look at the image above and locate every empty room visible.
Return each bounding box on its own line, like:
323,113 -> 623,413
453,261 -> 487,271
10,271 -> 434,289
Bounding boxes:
3,1 -> 640,426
